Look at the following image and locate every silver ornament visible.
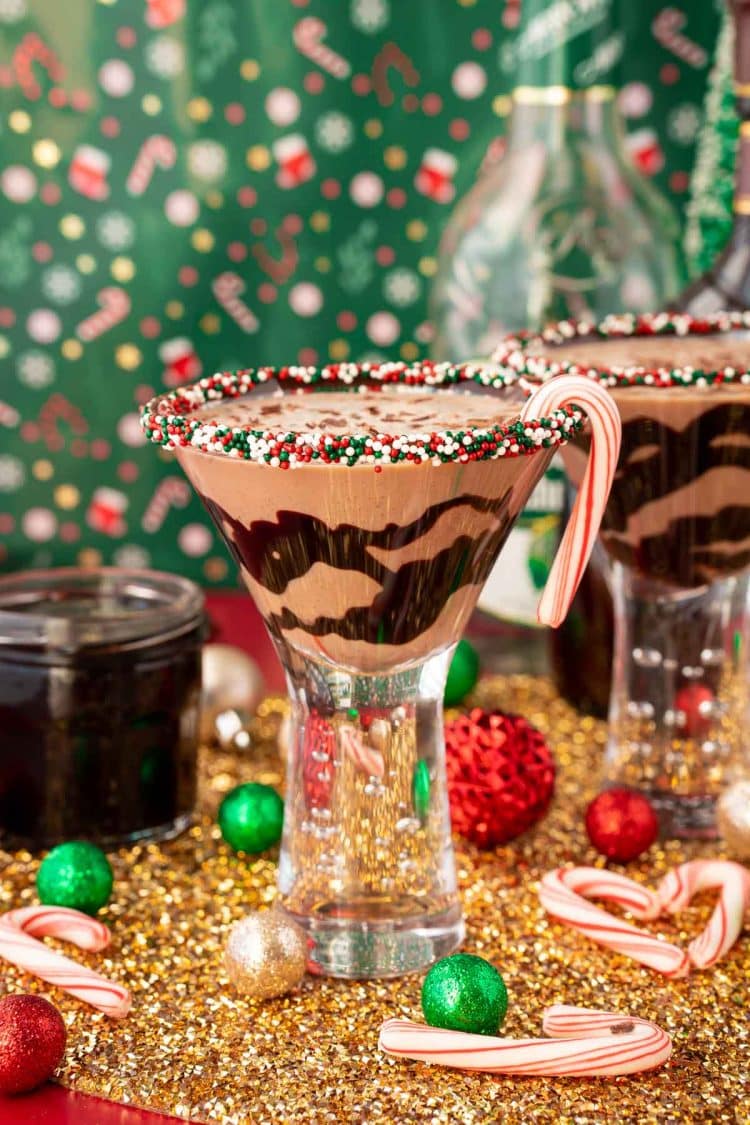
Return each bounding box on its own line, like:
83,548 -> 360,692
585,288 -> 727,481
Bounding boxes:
200,644 -> 264,743
716,780 -> 750,859
224,911 -> 307,999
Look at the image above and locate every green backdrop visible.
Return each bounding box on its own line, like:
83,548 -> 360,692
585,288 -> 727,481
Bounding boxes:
0,0 -> 724,585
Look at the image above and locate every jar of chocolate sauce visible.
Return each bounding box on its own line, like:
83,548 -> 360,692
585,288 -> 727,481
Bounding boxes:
0,568 -> 205,850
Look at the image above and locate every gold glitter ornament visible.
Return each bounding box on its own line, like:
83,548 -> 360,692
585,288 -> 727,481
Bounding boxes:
224,911 -> 307,999
716,779 -> 750,859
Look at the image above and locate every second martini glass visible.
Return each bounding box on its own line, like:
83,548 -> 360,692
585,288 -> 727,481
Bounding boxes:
142,362 -> 619,977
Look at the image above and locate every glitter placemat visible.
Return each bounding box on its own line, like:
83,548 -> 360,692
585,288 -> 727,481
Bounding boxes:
1,677 -> 748,1124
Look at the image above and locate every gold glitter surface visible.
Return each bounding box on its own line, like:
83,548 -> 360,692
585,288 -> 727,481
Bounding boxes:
1,677 -> 749,1124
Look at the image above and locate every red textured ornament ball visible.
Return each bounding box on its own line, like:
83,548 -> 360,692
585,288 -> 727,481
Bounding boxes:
445,708 -> 555,847
0,993 -> 67,1096
674,683 -> 714,738
585,788 -> 659,862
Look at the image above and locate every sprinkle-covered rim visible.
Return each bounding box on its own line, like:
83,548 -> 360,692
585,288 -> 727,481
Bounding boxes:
140,361 -> 586,469
492,310 -> 750,389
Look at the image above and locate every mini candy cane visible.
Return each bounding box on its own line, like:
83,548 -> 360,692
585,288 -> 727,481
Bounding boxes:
657,860 -> 750,970
126,134 -> 177,196
77,287 -> 131,342
212,272 -> 259,334
141,476 -> 191,532
0,906 -> 131,1018
539,867 -> 689,977
293,17 -> 351,78
13,32 -> 64,99
521,376 -> 621,628
339,723 -> 385,779
379,1005 -> 672,1077
652,9 -> 707,69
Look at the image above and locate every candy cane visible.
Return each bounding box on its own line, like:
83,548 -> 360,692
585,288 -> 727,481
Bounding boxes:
126,135 -> 177,197
212,273 -> 259,334
539,867 -> 689,977
339,723 -> 385,779
371,43 -> 420,107
293,17 -> 351,79
142,476 -> 191,532
77,287 -> 131,342
521,376 -> 621,628
39,393 -> 87,452
0,401 -> 20,427
379,1005 -> 672,1077
252,223 -> 299,284
0,906 -> 131,1019
13,33 -> 64,99
652,9 -> 707,69
657,860 -> 750,969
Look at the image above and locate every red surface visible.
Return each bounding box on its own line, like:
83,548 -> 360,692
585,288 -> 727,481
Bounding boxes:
0,591 -> 274,1125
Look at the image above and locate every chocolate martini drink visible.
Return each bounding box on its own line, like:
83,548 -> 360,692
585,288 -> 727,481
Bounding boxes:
494,312 -> 750,836
142,362 -> 618,976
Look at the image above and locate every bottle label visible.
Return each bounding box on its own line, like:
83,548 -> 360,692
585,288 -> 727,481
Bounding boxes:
500,0 -> 622,90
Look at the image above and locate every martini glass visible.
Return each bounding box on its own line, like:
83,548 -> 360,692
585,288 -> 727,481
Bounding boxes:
495,312 -> 750,838
142,362 -> 619,977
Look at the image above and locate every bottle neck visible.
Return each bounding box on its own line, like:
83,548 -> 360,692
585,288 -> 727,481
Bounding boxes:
507,85 -> 623,149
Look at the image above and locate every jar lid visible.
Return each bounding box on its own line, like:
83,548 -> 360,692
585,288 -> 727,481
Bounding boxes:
0,567 -> 205,654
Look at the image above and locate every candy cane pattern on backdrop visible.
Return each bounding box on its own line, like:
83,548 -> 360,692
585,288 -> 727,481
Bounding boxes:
520,375 -> 621,628
142,476 -> 191,532
76,287 -> 131,342
657,859 -> 750,970
652,9 -> 707,69
540,866 -> 690,977
379,1005 -> 672,1077
293,17 -> 351,79
212,272 -> 259,333
126,134 -> 177,196
0,906 -> 131,1018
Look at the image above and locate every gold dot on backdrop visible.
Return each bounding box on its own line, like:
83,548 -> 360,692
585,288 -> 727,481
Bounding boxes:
246,145 -> 271,171
142,94 -> 162,116
188,97 -> 213,122
32,139 -> 61,168
111,257 -> 135,282
329,339 -> 349,360
407,220 -> 427,242
364,119 -> 383,139
78,548 -> 102,567
384,146 -> 407,170
54,485 -> 80,510
60,214 -> 85,239
400,342 -> 419,360
115,344 -> 142,371
62,339 -> 83,360
33,460 -> 54,481
204,558 -> 228,582
76,254 -> 96,273
192,229 -> 215,252
165,301 -> 184,319
9,110 -> 31,132
240,59 -> 260,80
205,191 -> 224,209
419,257 -> 438,277
310,211 -> 330,232
0,337 -> 9,359
200,314 -> 220,335
493,94 -> 512,116
314,256 -> 331,273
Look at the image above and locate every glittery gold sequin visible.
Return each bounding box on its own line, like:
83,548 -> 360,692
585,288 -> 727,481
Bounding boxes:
1,677 -> 748,1123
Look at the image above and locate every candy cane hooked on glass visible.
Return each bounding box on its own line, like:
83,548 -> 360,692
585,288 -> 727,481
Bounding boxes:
0,906 -> 131,1018
539,867 -> 690,977
520,376 -> 621,628
379,1005 -> 672,1076
339,723 -> 385,779
657,859 -> 750,970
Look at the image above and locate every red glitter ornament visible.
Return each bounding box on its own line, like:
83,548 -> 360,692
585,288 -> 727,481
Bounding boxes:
445,709 -> 555,847
585,788 -> 659,862
0,993 -> 66,1096
674,683 -> 714,738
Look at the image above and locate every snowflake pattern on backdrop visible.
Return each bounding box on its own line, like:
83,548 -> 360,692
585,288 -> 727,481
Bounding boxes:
0,1 -> 723,583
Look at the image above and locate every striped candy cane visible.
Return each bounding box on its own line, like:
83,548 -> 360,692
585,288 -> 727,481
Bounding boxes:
540,867 -> 689,977
142,476 -> 191,532
126,134 -> 177,196
379,1005 -> 672,1077
0,906 -> 131,1019
39,393 -> 87,451
77,287 -> 131,342
657,860 -> 750,970
212,272 -> 259,334
293,17 -> 351,79
339,723 -> 385,779
652,9 -> 707,69
521,376 -> 621,628
13,33 -> 64,99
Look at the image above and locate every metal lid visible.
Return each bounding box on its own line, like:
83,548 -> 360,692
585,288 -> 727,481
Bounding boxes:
0,567 -> 205,654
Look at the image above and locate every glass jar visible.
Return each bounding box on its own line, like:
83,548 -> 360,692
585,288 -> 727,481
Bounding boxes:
0,567 -> 205,849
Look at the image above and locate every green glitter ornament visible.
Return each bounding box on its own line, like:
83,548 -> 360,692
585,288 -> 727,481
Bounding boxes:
444,639 -> 480,707
36,841 -> 113,916
421,953 -> 508,1036
218,782 -> 284,854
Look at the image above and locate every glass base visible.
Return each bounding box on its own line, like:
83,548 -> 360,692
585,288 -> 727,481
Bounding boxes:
281,901 -> 465,979
642,790 -> 718,840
